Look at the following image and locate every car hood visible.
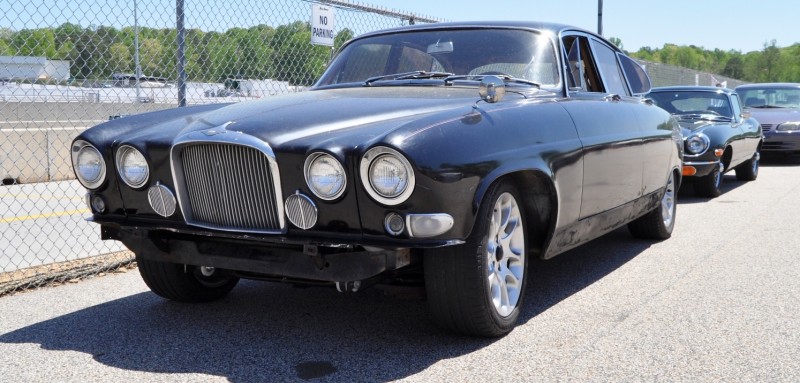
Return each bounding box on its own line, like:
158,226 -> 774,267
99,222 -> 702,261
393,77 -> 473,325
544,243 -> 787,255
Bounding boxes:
105,86 -> 528,149
677,118 -> 728,133
746,107 -> 800,124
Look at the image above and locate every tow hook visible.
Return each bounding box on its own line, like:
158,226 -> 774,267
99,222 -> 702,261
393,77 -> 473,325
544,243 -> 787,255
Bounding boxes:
335,280 -> 361,293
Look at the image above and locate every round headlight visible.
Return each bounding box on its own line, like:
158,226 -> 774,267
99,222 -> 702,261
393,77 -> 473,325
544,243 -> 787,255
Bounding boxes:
71,140 -> 106,189
304,153 -> 346,200
116,145 -> 149,188
360,147 -> 415,206
777,122 -> 800,132
685,134 -> 710,155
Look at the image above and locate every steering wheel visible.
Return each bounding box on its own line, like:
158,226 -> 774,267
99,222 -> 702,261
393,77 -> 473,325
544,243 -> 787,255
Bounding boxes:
478,71 -> 510,77
683,110 -> 720,116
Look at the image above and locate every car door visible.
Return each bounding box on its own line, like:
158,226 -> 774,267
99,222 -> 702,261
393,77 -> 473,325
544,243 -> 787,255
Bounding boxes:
559,33 -> 644,219
731,93 -> 761,158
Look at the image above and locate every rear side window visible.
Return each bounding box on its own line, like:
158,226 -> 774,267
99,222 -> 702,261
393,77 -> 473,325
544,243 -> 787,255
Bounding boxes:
590,39 -> 628,96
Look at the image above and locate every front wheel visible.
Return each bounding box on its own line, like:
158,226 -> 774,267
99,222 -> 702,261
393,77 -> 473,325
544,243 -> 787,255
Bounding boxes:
424,181 -> 528,337
628,171 -> 677,239
735,151 -> 760,181
695,162 -> 723,198
137,255 -> 239,302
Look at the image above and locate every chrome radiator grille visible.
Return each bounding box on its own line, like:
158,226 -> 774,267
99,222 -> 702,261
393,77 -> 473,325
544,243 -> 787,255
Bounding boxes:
177,143 -> 282,232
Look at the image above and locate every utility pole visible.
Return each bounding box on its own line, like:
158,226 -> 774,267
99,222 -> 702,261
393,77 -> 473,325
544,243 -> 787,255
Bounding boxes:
597,0 -> 603,36
134,0 -> 141,103
176,0 -> 186,107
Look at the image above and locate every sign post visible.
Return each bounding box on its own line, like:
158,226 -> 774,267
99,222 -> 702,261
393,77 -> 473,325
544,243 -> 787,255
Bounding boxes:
311,4 -> 335,47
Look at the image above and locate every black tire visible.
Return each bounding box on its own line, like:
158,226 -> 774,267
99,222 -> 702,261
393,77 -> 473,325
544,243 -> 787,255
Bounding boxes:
136,255 -> 239,302
694,163 -> 723,198
735,152 -> 759,181
628,171 -> 677,240
424,181 -> 528,337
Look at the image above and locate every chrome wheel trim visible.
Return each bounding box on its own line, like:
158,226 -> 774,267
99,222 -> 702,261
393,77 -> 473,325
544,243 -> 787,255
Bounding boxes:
485,192 -> 525,318
752,154 -> 759,176
661,172 -> 676,228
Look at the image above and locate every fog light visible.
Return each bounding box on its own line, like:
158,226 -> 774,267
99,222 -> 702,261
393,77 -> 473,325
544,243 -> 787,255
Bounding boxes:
407,213 -> 454,238
384,213 -> 405,236
90,195 -> 107,214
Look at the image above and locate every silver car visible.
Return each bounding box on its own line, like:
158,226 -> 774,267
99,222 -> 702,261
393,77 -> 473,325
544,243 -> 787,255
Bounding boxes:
736,83 -> 800,155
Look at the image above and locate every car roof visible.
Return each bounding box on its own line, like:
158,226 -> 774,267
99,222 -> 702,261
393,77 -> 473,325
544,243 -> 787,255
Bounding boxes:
735,82 -> 800,90
650,86 -> 735,95
353,21 -> 615,51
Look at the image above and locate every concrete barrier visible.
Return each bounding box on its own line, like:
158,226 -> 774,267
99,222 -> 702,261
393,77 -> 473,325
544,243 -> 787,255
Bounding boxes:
1,101 -> 172,183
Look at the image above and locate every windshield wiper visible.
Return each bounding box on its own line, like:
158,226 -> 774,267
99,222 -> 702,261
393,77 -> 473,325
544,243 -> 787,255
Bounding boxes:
364,71 -> 454,86
749,104 -> 784,109
444,74 -> 540,88
677,114 -> 732,122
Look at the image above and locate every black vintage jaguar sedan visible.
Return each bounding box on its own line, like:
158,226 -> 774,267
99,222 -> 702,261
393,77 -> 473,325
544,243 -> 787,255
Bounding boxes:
648,86 -> 762,198
71,21 -> 682,337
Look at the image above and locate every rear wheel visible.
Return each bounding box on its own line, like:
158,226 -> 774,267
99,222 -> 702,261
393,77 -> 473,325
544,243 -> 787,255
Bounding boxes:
424,181 -> 528,337
137,255 -> 239,302
695,162 -> 723,198
735,151 -> 760,181
628,171 -> 677,239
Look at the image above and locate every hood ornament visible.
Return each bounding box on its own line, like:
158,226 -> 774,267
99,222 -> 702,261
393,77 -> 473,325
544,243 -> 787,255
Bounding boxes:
202,121 -> 234,136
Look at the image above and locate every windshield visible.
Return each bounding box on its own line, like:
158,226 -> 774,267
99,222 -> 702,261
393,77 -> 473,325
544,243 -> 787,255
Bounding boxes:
648,91 -> 733,119
738,87 -> 800,108
315,28 -> 559,88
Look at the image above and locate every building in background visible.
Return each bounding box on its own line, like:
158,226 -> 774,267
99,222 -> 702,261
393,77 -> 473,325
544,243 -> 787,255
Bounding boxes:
0,56 -> 70,82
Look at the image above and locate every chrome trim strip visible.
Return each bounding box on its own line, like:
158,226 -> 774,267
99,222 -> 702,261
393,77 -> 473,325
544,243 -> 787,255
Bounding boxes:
170,127 -> 286,234
684,160 -> 720,166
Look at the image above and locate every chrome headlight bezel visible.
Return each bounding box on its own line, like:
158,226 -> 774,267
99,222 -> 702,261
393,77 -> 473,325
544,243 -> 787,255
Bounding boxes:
360,146 -> 415,206
776,122 -> 800,132
71,140 -> 106,190
685,133 -> 710,155
115,145 -> 150,188
304,152 -> 347,200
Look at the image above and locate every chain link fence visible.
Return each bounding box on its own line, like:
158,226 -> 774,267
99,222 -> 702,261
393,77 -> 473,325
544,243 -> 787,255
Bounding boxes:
641,60 -> 748,89
0,0 -> 440,295
0,0 -> 744,295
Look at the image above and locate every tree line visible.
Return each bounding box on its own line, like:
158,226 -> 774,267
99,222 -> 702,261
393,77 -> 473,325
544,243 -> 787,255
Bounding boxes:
0,22 -> 353,86
627,40 -> 800,83
2,22 -> 798,85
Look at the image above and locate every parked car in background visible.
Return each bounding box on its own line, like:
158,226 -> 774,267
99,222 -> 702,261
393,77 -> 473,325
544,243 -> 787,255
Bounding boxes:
648,86 -> 762,197
70,21 -> 682,337
736,83 -> 800,155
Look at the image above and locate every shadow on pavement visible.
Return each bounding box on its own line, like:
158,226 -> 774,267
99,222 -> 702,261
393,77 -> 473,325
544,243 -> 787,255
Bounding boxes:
0,227 -> 652,382
677,174 -> 750,204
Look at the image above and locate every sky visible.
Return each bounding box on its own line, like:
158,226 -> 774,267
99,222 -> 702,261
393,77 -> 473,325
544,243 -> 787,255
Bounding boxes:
362,0 -> 799,53
6,0 -> 797,54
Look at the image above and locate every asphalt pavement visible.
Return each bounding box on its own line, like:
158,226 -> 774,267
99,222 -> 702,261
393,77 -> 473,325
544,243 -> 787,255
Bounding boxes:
1,157 -> 799,382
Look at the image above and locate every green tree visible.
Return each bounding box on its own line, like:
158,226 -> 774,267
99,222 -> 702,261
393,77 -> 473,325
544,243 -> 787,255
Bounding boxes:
109,42 -> 132,74
759,40 -> 780,82
608,37 -> 623,51
140,38 -> 163,76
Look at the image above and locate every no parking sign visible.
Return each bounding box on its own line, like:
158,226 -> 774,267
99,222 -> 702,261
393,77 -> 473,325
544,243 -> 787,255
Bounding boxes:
311,4 -> 335,46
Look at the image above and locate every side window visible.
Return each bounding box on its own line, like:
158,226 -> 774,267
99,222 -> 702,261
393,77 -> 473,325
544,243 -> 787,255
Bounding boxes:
731,94 -> 743,122
589,39 -> 629,96
618,55 -> 651,95
562,35 -> 603,93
